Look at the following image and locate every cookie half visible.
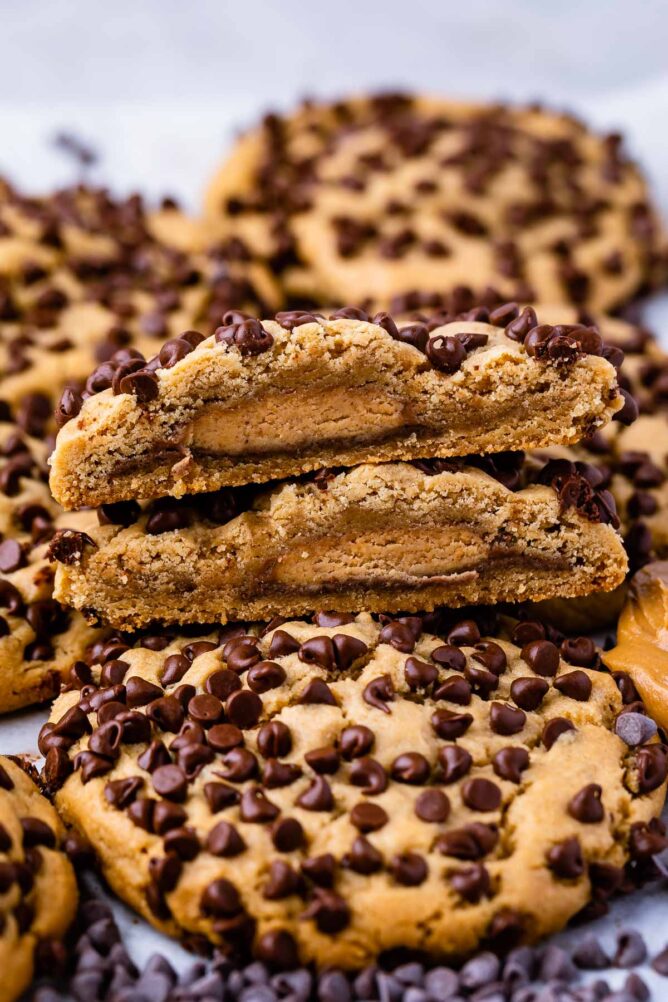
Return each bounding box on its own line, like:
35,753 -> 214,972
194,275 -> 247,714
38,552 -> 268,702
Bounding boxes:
48,306 -> 624,510
44,610 -> 667,968
204,95 -> 666,312
49,457 -> 626,629
0,756 -> 78,1002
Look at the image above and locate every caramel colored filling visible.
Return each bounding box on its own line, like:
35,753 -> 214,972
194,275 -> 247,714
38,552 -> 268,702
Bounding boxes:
185,388 -> 416,456
262,527 -> 569,593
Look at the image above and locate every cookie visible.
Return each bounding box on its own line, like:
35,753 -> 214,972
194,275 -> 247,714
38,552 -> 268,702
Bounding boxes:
44,609 -> 666,969
0,179 -> 280,412
0,756 -> 78,1002
204,94 -> 666,312
48,304 -> 624,511
48,456 -> 626,629
0,419 -> 101,713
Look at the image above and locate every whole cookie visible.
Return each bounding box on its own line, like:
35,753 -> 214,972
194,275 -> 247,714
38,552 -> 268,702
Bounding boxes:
0,756 -> 78,1002
204,94 -> 666,312
45,610 -> 666,969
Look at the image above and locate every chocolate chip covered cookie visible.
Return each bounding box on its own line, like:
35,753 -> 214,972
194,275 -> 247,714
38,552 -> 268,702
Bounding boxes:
204,95 -> 666,312
0,756 -> 78,1002
44,610 -> 666,968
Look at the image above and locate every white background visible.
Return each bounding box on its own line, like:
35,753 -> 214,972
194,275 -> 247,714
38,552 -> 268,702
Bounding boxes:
1,0 -> 668,992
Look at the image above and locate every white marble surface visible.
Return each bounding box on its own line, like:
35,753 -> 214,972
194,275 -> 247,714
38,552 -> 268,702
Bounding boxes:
1,0 -> 668,990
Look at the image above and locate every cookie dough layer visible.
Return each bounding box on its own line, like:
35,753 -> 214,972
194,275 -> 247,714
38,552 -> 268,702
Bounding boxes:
204,94 -> 666,312
49,311 -> 622,510
52,461 -> 627,629
0,756 -> 78,1002
0,421 -> 101,713
46,612 -> 667,969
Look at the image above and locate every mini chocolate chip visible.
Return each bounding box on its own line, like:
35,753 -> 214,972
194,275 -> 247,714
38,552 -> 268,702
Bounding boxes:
226,689 -> 262,729
240,786 -> 280,823
299,678 -> 337,705
207,821 -> 246,857
510,676 -> 549,711
204,781 -> 240,813
296,776 -> 333,811
521,640 -> 560,676
350,802 -> 388,832
438,745 -> 472,784
415,789 -> 450,823
462,777 -> 502,812
390,852 -> 428,886
152,764 -> 187,802
542,717 -> 575,750
391,752 -> 430,785
553,670 -> 592,701
492,747 -> 529,783
340,725 -> 374,760
451,863 -> 491,903
547,836 -> 584,879
431,708 -> 473,739
569,783 -> 604,823
271,817 -> 305,853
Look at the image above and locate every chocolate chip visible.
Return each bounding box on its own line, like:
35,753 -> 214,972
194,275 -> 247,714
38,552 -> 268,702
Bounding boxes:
152,764 -> 187,803
240,786 -> 280,823
203,781 -> 240,813
216,747 -> 258,782
431,708 -> 473,739
349,757 -> 387,795
633,745 -> 668,793
340,725 -> 374,760
247,661 -> 286,693
490,702 -> 526,735
226,689 -> 262,729
426,333 -> 467,372
257,721 -> 292,758
415,789 -> 450,823
391,752 -> 430,785
560,636 -> 597,668
404,657 -> 438,689
542,717 -> 575,750
0,539 -> 24,573
160,654 -> 191,686
271,817 -> 305,852
521,639 -> 560,676
568,783 -> 604,823
205,669 -> 242,701
200,878 -> 243,917
547,836 -> 584,879
613,930 -> 648,968
510,676 -> 549,711
350,802 -> 388,832
553,670 -> 592,701
215,318 -> 274,356
343,835 -> 383,874
461,778 -> 502,812
119,368 -> 159,403
390,852 -> 428,886
305,745 -> 340,775
447,619 -> 481,646
268,630 -> 300,658
363,675 -> 394,713
104,777 -> 143,809
430,644 -> 466,670
436,822 -> 498,860
298,636 -> 337,670
187,693 -> 224,726
296,776 -> 333,811
301,890 -> 350,934
379,620 -> 418,652
299,678 -> 337,705
438,745 -> 472,783
451,864 -> 491,903
125,676 -> 163,708
204,821 -> 245,858
615,712 -> 658,747
492,747 -> 529,783
207,722 -> 244,752
433,674 -> 472,705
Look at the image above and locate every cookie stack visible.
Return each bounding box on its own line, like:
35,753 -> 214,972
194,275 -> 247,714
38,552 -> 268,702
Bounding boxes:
1,94 -> 668,987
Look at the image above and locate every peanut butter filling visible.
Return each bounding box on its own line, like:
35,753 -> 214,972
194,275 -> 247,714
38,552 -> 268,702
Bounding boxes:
185,388 -> 416,456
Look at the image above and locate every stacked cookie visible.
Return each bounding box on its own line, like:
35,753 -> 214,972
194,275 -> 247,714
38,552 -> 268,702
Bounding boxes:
47,305 -> 631,625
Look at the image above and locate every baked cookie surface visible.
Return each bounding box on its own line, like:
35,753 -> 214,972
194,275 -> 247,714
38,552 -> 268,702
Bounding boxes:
0,420 -> 100,713
49,456 -> 626,629
0,756 -> 78,1002
48,305 -> 623,510
204,95 -> 666,312
44,610 -> 667,969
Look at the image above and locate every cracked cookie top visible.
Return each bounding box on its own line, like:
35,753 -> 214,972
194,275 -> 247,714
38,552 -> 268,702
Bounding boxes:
44,608 -> 667,969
